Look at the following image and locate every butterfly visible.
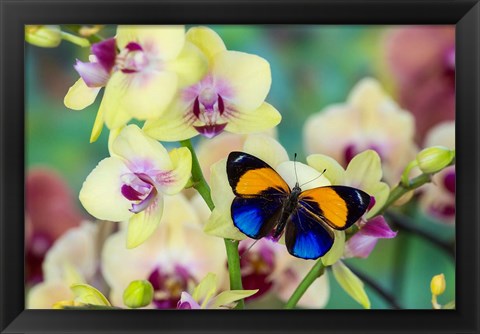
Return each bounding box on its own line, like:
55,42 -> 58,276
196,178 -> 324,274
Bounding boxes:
226,151 -> 371,260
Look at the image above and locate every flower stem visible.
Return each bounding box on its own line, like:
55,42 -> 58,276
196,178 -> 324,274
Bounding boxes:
60,31 -> 90,47
284,259 -> 324,309
180,139 -> 244,309
376,158 -> 455,216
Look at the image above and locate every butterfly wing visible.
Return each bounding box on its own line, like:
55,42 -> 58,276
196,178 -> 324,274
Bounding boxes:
285,186 -> 370,259
231,196 -> 283,239
227,152 -> 290,239
227,151 -> 290,198
285,206 -> 334,259
299,186 -> 371,230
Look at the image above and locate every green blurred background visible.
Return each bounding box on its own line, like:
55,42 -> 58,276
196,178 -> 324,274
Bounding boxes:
26,25 -> 455,309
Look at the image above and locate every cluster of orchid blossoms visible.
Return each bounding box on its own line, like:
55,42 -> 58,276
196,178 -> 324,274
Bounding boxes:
26,25 -> 456,310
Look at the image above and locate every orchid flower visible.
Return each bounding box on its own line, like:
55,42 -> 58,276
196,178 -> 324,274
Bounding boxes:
143,26 -> 281,140
308,150 -> 396,258
101,194 -> 226,308
65,25 -> 208,142
385,26 -> 455,142
177,273 -> 257,309
27,222 -> 100,309
303,78 -> 418,185
79,125 -> 192,248
26,167 -> 84,284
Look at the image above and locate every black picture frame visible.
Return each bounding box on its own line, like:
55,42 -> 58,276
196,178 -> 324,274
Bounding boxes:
1,0 -> 479,333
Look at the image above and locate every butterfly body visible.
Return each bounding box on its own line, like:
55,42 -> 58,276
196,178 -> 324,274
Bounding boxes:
227,151 -> 370,260
272,182 -> 301,239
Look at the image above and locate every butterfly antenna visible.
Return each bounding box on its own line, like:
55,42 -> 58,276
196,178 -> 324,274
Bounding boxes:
240,239 -> 260,259
293,153 -> 299,185
300,168 -> 327,188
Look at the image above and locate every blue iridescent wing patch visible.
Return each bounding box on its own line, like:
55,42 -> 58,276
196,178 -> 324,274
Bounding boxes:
285,205 -> 334,259
231,196 -> 283,239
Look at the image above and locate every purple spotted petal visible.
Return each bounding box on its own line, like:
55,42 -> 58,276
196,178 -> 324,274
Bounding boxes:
91,38 -> 117,73
194,123 -> 227,139
345,216 -> 397,259
74,60 -> 110,87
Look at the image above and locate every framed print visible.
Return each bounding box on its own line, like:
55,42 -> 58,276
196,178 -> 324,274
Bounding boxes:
1,0 -> 479,333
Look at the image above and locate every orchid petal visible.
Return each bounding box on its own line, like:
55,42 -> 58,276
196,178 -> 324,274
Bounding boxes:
126,195 -> 164,248
303,105 -> 358,159
186,26 -> 227,62
89,98 -> 106,143
165,41 -> 208,88
332,261 -> 370,309
345,150 -> 383,190
43,222 -> 97,283
365,182 -> 390,218
204,208 -> 246,240
346,217 -> 398,259
192,272 -> 217,306
71,283 -> 111,306
111,125 -> 172,171
74,60 -> 110,87
306,154 -> 346,185
116,25 -> 185,61
209,289 -> 258,308
212,50 -> 271,111
27,281 -> 73,309
321,230 -> 345,266
276,161 -> 331,191
91,38 -> 116,72
159,147 -> 192,195
64,78 -> 101,110
103,70 -> 178,129
79,157 -> 133,222
101,224 -> 165,298
178,292 -> 201,309
204,159 -> 246,240
225,102 -> 281,135
142,99 -> 197,141
242,133 -> 289,168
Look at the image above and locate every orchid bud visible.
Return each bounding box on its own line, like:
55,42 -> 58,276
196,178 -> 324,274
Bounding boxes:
25,25 -> 62,48
123,280 -> 154,308
416,146 -> 454,174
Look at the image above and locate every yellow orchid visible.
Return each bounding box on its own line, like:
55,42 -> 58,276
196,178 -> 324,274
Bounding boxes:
101,194 -> 226,308
303,78 -> 418,185
143,26 -> 281,140
27,222 -> 100,309
177,273 -> 257,309
79,125 -> 192,248
308,150 -> 397,259
65,25 -> 207,142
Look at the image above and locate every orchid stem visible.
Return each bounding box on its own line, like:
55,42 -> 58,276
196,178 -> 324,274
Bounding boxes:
376,159 -> 455,217
60,31 -> 90,48
284,259 -> 324,309
180,139 -> 245,309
